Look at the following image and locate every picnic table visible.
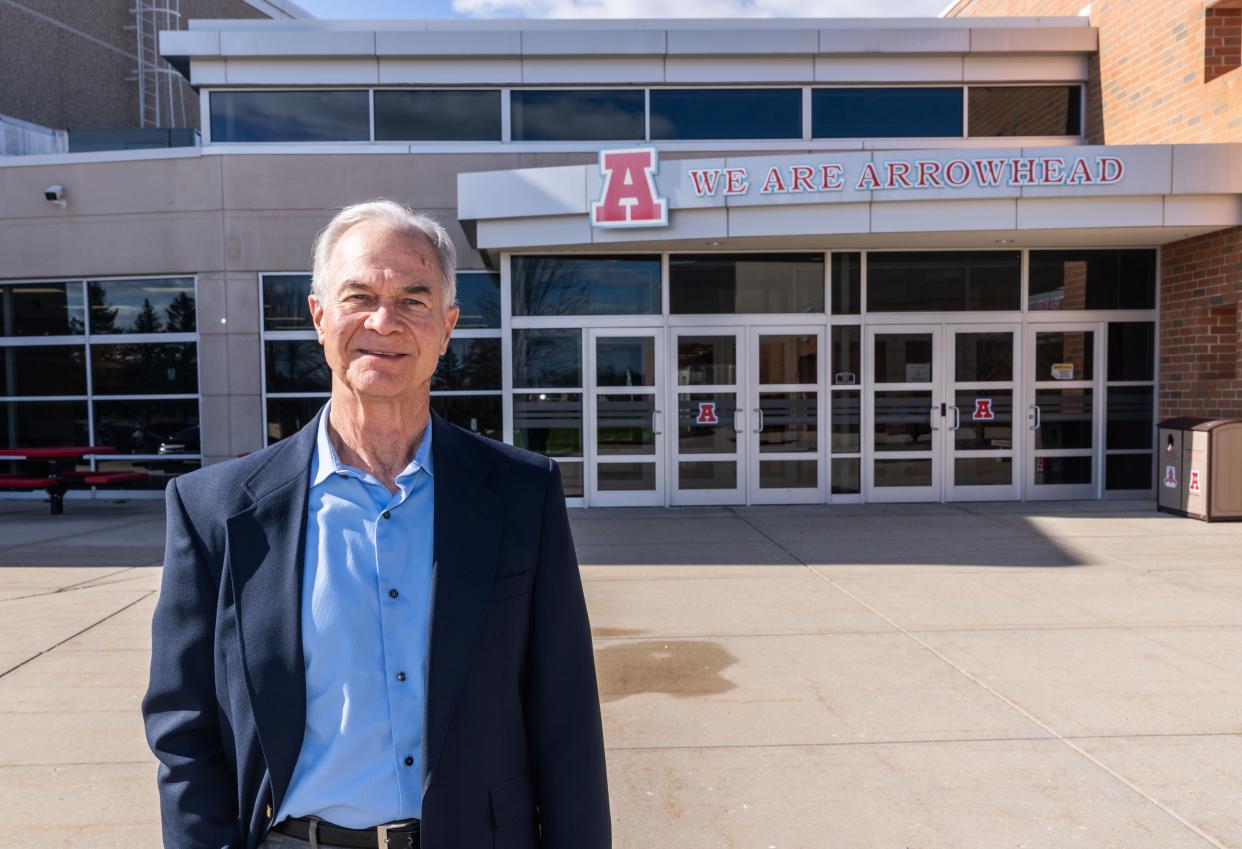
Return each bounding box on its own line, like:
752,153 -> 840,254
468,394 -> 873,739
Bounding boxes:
0,446 -> 147,514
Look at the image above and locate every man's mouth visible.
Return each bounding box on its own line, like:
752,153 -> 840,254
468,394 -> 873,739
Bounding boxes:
357,349 -> 407,359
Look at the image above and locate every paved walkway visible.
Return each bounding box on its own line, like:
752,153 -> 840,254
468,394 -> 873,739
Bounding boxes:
2,498 -> 1241,848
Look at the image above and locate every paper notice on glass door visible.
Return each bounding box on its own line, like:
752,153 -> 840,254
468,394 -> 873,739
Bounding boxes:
1051,362 -> 1074,380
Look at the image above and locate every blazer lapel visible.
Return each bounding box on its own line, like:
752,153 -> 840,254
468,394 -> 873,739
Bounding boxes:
423,412 -> 502,790
226,408 -> 320,813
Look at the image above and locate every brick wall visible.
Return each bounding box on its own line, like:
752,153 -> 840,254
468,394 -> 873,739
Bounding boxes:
1160,227 -> 1242,418
946,0 -> 1242,145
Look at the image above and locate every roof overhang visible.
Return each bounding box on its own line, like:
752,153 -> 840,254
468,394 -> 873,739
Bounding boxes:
457,143 -> 1242,260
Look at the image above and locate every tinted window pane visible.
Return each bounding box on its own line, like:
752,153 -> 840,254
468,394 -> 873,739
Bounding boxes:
91,343 -> 198,394
670,254 -> 824,314
1034,388 -> 1093,450
677,392 -> 738,454
430,394 -> 501,441
1034,455 -> 1092,486
557,461 -> 584,498
433,338 -> 501,391
831,456 -> 860,494
210,90 -> 369,142
678,336 -> 737,386
1029,250 -> 1156,311
679,461 -> 737,491
0,345 -> 86,396
0,282 -> 84,336
88,278 -> 196,334
968,86 -> 1081,136
513,329 -> 581,388
1035,331 -> 1094,381
263,275 -> 314,331
1106,453 -> 1153,490
954,389 -> 1013,450
832,390 -> 860,453
874,333 -> 933,384
597,337 -> 656,387
867,251 -> 1020,312
831,325 -> 860,385
955,457 -> 1012,486
813,87 -> 963,138
955,332 -> 1013,382
267,396 -> 325,444
94,458 -> 200,490
375,90 -> 501,141
875,458 -> 933,487
265,340 -> 330,393
455,272 -> 500,329
510,90 -> 644,141
512,256 -> 660,316
1106,386 -> 1153,450
513,393 -> 582,457
1108,322 -> 1156,382
650,88 -> 801,140
0,401 -> 88,448
94,399 -> 199,453
831,252 -> 861,315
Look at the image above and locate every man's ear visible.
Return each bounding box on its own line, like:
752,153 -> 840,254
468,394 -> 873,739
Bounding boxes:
440,304 -> 461,355
309,293 -> 326,344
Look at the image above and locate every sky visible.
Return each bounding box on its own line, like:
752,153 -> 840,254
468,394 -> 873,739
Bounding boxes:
295,0 -> 951,19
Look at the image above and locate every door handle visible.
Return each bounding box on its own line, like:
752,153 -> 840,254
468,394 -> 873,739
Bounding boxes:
949,405 -> 961,431
651,409 -> 662,436
753,407 -> 764,433
929,406 -> 939,431
732,409 -> 744,433
1029,404 -> 1041,430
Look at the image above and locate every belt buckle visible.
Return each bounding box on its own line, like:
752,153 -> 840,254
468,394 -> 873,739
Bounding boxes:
376,822 -> 417,849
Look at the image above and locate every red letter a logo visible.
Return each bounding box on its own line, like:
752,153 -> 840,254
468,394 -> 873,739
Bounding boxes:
591,147 -> 668,228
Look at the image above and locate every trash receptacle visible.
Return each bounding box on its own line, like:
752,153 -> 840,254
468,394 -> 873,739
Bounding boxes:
1157,417 -> 1242,522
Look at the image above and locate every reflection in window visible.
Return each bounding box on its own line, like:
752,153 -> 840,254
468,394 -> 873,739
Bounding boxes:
955,332 -> 1013,382
650,89 -> 801,140
265,340 -> 330,393
968,86 -> 1082,137
813,87 -> 963,138
510,90 -> 644,141
93,399 -> 199,454
1029,250 -> 1156,311
670,254 -> 824,314
430,395 -> 502,442
210,90 -> 370,142
831,391 -> 860,454
432,338 -> 501,391
0,282 -> 84,336
513,393 -> 583,457
512,256 -> 660,316
1035,331 -> 1094,381
455,272 -> 501,329
1107,322 -> 1156,382
88,278 -> 196,334
0,346 -> 86,396
597,337 -> 656,387
513,329 -> 581,388
1106,386 -> 1153,450
375,90 -> 501,141
868,251 -> 1020,312
91,343 -> 198,394
831,252 -> 861,315
831,326 -> 859,385
678,336 -> 737,386
832,457 -> 860,494
1034,389 -> 1093,450
267,397 -> 325,443
263,275 -> 314,331
1106,454 -> 1152,490
0,401 -> 89,448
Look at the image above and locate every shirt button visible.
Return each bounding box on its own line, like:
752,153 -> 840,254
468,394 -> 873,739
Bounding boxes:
404,756 -> 414,766
382,510 -> 391,520
389,588 -> 399,599
396,671 -> 407,682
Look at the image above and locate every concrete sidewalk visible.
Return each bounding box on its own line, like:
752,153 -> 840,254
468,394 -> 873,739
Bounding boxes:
1,499 -> 1241,848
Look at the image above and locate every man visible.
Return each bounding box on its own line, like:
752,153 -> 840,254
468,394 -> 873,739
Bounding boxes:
141,200 -> 611,849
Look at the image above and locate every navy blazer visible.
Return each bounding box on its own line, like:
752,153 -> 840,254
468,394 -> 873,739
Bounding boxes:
141,408 -> 611,849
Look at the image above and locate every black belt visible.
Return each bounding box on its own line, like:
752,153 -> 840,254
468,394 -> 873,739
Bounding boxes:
273,816 -> 420,849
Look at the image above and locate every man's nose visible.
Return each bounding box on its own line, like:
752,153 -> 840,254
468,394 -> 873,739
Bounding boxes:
363,301 -> 402,333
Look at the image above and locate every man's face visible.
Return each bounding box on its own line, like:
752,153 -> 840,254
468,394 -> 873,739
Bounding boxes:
309,221 -> 460,402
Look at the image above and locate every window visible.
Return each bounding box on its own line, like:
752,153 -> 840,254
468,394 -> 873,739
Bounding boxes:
511,256 -> 660,316
374,90 -> 502,141
1029,250 -> 1157,311
510,90 -> 644,141
650,89 -> 801,140
1105,321 -> 1156,491
512,328 -> 583,495
670,254 -> 825,315
455,271 -> 501,329
210,90 -> 370,143
0,278 -> 200,491
831,252 -> 861,316
867,251 -> 1021,312
968,86 -> 1082,137
813,88 -> 963,138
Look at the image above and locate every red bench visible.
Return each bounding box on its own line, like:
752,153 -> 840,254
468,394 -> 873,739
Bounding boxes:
0,469 -> 149,514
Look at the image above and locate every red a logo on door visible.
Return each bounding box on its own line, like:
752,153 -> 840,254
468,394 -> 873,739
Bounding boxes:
972,398 -> 994,421
591,148 -> 668,228
696,401 -> 719,425
1189,469 -> 1202,494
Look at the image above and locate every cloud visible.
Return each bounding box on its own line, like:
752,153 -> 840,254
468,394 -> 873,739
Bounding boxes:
451,0 -> 948,18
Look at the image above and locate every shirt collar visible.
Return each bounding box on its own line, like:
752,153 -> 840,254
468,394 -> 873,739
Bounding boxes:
311,401 -> 435,489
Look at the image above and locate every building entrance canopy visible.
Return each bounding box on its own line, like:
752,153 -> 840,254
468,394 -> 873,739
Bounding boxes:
458,143 -> 1242,256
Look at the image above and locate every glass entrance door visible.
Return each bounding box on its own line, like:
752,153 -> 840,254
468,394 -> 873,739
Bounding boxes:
1024,324 -> 1100,500
586,329 -> 665,507
671,329 -> 746,505
945,325 -> 1020,501
866,326 -> 941,502
748,327 -> 825,504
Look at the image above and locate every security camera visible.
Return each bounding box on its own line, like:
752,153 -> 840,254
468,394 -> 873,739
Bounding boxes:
44,184 -> 66,207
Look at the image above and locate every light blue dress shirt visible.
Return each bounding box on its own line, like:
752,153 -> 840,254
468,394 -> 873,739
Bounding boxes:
275,405 -> 435,828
